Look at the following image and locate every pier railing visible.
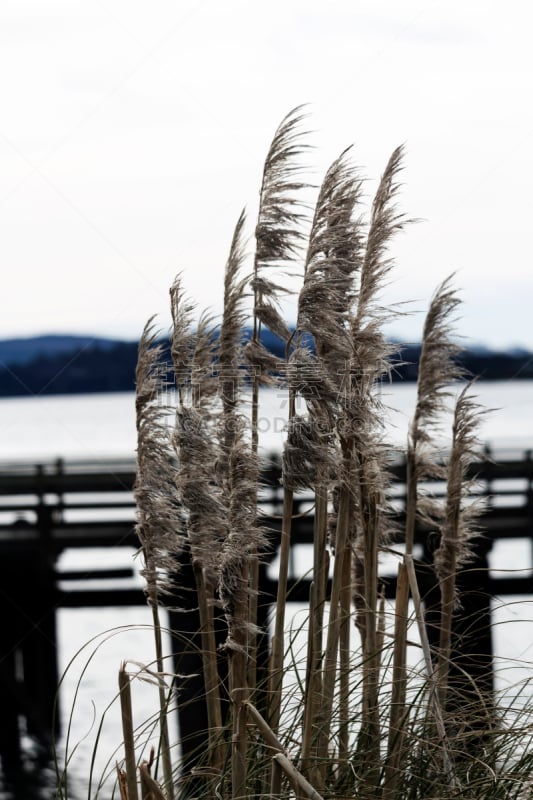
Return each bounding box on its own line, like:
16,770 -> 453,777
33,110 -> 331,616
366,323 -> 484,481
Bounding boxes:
1,449 -> 532,597
0,449 -> 532,767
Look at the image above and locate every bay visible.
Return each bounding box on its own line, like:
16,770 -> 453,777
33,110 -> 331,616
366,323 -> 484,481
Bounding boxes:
1,379 -> 533,462
0,381 -> 532,797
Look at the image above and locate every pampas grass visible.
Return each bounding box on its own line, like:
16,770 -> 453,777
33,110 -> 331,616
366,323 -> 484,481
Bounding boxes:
133,318 -> 185,799
62,108 -> 533,800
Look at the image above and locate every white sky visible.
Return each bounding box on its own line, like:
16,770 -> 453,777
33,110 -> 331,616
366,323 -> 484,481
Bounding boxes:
1,0 -> 532,350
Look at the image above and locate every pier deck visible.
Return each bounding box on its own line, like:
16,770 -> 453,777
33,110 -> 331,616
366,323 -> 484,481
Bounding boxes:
0,450 -> 532,766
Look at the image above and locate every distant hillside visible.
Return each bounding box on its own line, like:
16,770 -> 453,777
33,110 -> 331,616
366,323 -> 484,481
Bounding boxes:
0,337 -> 139,396
0,331 -> 531,397
0,334 -> 120,367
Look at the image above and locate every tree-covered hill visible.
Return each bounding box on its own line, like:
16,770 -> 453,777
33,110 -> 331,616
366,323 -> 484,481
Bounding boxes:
0,332 -> 531,397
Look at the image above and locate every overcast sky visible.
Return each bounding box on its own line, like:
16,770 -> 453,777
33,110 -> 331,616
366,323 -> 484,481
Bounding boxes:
1,1 -> 532,350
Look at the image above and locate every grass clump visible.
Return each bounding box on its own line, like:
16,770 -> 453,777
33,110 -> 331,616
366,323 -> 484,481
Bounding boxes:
59,107 -> 533,800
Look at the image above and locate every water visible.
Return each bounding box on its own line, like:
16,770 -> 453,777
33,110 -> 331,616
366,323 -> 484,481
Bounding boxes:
1,381 -> 532,797
1,379 -> 533,462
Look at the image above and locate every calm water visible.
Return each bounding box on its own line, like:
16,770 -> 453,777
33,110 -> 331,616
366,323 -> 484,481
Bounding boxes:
0,380 -> 532,461
0,382 -> 532,797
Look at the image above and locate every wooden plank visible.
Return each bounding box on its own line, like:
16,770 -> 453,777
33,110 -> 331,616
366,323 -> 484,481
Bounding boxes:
0,453 -> 532,494
0,507 -> 532,546
59,588 -> 145,607
57,567 -> 533,611
58,567 -> 136,581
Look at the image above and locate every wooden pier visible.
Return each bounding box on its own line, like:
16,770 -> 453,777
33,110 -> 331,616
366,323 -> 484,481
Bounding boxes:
0,450 -> 532,770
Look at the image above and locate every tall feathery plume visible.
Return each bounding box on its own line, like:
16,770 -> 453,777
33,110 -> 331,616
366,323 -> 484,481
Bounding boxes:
251,104 -> 311,326
406,274 -> 464,554
385,274 -> 463,796
354,145 -> 406,323
297,147 -> 363,367
175,309 -> 224,582
169,278 -> 227,779
248,108 -> 311,460
434,381 -> 486,711
244,107 -> 311,743
345,146 -> 407,791
134,317 -> 184,799
246,103 -> 311,417
169,276 -> 196,406
217,210 -> 249,459
288,149 -> 365,783
216,211 -> 251,566
215,211 -> 263,800
135,317 -> 186,605
217,210 -> 267,697
349,143 -> 407,613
